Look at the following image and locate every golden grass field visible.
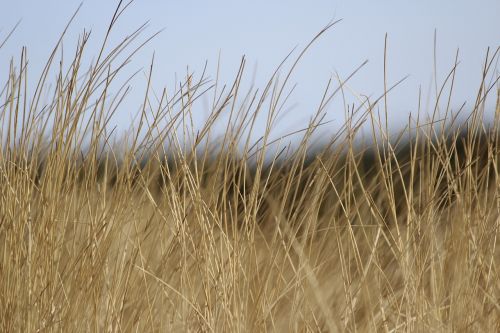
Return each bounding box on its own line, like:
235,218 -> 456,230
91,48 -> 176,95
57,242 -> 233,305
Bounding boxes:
1,3 -> 500,332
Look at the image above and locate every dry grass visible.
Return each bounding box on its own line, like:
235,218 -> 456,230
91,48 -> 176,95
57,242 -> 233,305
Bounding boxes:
1,3 -> 500,332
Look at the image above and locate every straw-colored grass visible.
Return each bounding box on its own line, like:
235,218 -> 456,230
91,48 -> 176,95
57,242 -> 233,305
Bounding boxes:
1,3 -> 499,332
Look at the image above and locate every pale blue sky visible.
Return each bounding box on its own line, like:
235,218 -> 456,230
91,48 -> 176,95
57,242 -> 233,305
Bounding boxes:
1,1 -> 499,139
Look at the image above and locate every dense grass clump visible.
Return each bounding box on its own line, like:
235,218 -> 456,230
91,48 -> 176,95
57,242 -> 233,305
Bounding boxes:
1,4 -> 499,332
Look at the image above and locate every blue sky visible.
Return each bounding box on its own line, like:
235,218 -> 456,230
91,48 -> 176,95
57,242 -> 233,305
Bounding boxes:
1,0 -> 499,140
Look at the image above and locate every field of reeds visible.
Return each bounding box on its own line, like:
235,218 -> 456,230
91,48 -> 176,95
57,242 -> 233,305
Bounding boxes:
1,3 -> 499,332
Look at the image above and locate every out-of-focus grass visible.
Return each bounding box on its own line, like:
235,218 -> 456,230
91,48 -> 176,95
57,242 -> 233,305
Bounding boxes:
1,3 -> 499,332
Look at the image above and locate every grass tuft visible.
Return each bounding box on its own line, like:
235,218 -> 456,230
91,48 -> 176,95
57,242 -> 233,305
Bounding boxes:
1,3 -> 499,332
